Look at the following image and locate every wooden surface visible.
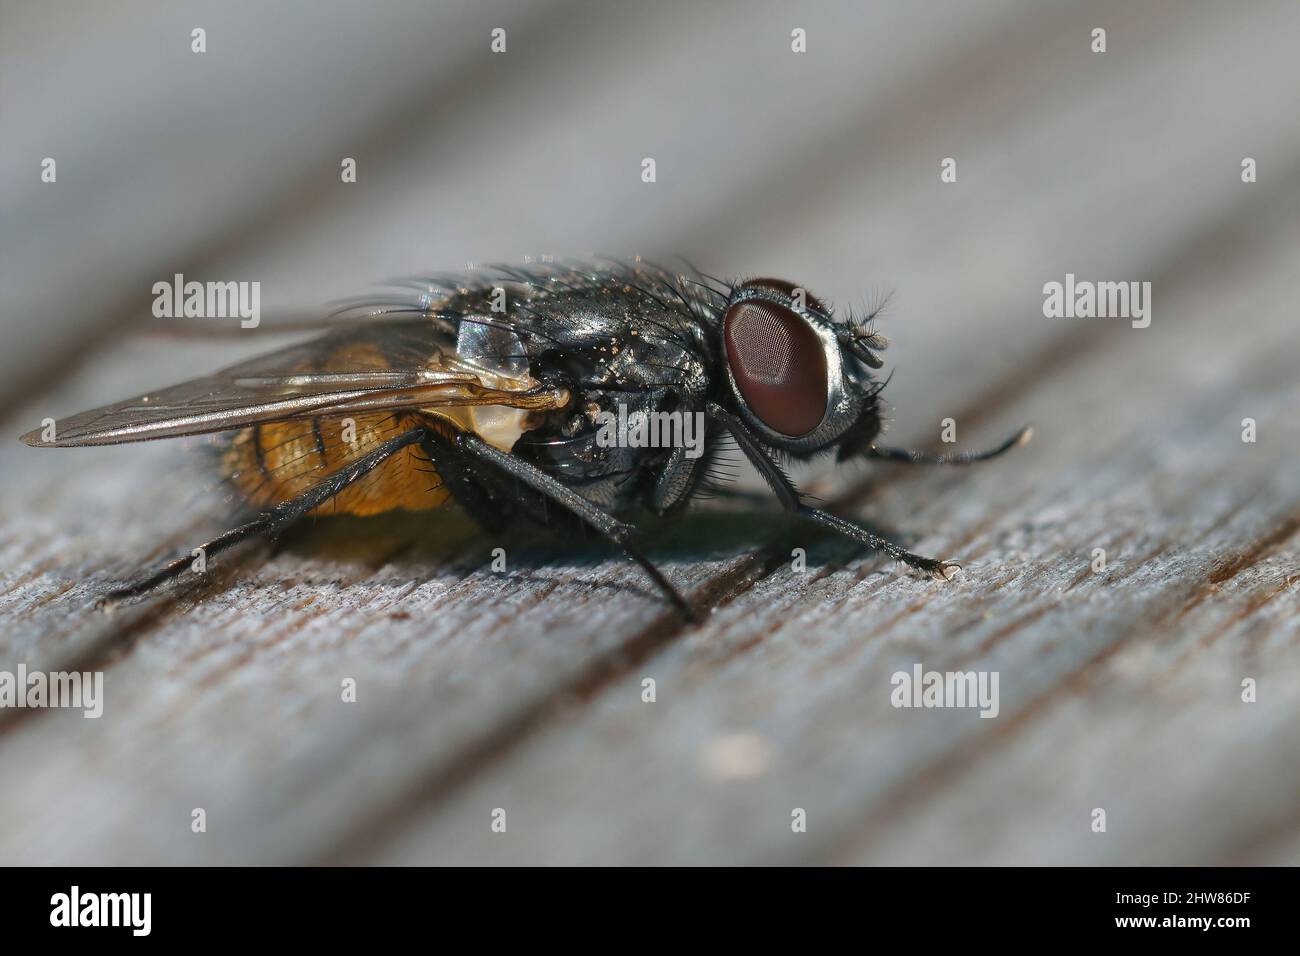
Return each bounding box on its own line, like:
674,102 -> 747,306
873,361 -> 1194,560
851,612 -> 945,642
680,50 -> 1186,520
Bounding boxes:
2,0 -> 1298,865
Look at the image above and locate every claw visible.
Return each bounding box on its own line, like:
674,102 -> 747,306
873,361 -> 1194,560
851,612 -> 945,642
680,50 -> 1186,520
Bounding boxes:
932,561 -> 962,582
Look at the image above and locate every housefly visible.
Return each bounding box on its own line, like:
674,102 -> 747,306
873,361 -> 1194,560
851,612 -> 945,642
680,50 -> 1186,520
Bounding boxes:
21,260 -> 1030,619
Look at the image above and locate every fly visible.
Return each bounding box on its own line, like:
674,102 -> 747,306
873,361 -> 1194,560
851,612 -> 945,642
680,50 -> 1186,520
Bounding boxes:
21,260 -> 1031,620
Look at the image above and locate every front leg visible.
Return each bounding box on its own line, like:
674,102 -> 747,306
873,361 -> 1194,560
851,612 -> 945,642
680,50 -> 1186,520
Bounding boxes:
651,445 -> 701,513
706,404 -> 960,581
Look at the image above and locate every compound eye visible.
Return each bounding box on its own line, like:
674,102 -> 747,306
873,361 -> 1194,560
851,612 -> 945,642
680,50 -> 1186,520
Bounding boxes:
723,300 -> 828,437
739,277 -> 826,315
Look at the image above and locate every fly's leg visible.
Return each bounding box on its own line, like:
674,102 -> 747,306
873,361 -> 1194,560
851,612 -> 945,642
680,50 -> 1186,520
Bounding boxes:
707,404 -> 960,581
99,427 -> 428,607
866,426 -> 1032,465
650,445 -> 701,512
795,508 -> 960,581
429,429 -> 695,620
418,433 -> 514,533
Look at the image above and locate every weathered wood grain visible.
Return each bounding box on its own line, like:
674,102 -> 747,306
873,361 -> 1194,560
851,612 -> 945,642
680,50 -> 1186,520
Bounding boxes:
1,0 -> 1297,865
366,207 -> 1300,866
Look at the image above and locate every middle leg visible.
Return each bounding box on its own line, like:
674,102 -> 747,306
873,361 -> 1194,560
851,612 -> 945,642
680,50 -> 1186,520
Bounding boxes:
422,428 -> 695,619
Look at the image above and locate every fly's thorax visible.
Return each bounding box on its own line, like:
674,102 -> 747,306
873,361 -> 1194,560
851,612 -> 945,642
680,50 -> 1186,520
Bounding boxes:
519,380 -> 706,493
418,404 -> 534,452
442,284 -> 711,459
432,317 -> 545,451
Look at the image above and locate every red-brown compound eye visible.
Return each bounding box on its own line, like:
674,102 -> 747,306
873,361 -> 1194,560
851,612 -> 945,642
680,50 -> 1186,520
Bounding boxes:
723,300 -> 829,437
739,278 -> 826,314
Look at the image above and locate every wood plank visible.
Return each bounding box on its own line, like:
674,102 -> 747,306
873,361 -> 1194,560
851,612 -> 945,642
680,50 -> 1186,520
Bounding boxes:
1,0 -> 1297,866
368,203 -> 1300,866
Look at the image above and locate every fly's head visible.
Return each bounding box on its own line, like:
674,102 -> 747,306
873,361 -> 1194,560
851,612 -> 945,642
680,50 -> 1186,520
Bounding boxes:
720,278 -> 887,461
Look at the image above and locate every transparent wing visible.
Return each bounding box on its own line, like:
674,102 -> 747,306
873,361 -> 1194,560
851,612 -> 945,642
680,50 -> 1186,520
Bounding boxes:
21,319 -> 566,447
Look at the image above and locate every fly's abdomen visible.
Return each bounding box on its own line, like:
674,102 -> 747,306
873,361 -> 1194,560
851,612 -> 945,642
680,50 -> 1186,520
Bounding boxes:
222,412 -> 450,516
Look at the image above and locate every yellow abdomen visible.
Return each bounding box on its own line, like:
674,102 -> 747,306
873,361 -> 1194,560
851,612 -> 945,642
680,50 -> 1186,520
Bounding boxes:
222,412 -> 451,516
